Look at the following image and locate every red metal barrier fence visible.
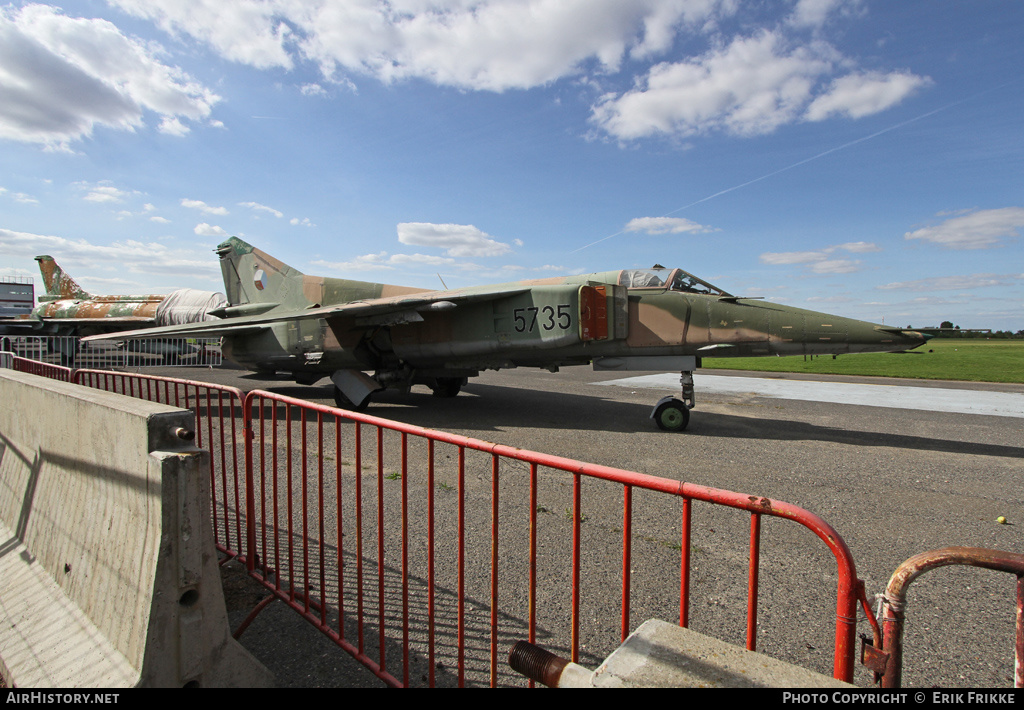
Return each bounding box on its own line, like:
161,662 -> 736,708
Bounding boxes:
239,389 -> 870,687
10,362 -> 878,687
72,368 -> 249,562
873,547 -> 1024,688
9,354 -> 72,382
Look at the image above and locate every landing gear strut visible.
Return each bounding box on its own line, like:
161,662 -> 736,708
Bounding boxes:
330,368 -> 472,410
431,377 -> 465,398
650,370 -> 695,432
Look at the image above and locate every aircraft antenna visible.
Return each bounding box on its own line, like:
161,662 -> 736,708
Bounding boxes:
437,273 -> 449,290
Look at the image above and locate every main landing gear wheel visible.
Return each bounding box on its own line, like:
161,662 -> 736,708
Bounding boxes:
653,398 -> 690,432
431,377 -> 463,398
333,386 -> 370,412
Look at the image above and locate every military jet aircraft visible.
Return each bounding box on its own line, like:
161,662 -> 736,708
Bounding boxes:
4,255 -> 226,336
85,236 -> 930,431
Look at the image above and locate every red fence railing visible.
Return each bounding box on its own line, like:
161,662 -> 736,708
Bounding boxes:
869,547 -> 1024,688
238,389 -> 869,686
9,354 -> 72,382
8,363 -> 878,686
72,369 -> 248,562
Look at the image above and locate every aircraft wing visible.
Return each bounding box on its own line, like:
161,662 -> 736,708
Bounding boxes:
0,317 -> 44,331
306,284 -> 533,326
80,318 -> 271,342
34,316 -> 155,324
313,284 -> 531,317
1,316 -> 155,335
81,285 -> 531,342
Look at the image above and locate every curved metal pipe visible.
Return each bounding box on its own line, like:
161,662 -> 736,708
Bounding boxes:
878,546 -> 1024,688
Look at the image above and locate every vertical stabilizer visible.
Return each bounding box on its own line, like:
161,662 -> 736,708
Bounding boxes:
35,256 -> 90,300
215,237 -> 308,308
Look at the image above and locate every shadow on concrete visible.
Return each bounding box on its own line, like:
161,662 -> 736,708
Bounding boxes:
246,381 -> 1024,461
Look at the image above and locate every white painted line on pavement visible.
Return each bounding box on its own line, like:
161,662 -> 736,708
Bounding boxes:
598,374 -> 1024,418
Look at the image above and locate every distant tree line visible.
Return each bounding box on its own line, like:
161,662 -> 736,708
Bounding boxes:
905,321 -> 1024,339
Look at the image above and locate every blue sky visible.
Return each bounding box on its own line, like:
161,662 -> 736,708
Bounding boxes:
1,0 -> 1022,330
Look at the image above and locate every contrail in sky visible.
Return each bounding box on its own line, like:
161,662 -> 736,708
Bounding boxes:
569,86 -> 1007,255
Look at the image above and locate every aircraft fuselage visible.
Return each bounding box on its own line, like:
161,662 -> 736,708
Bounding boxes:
220,269 -> 928,381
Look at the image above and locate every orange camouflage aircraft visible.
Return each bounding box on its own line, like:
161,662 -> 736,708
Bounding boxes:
8,255 -> 225,337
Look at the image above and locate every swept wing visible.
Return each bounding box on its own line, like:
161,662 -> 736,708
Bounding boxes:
81,284 -> 532,343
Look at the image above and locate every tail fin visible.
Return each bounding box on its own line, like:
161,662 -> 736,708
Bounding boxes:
35,255 -> 91,299
215,236 -> 307,308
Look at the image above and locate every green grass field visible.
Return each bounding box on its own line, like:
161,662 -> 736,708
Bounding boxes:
701,339 -> 1024,384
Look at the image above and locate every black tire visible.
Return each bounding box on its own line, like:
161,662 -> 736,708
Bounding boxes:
431,377 -> 463,398
334,385 -> 370,412
654,399 -> 689,432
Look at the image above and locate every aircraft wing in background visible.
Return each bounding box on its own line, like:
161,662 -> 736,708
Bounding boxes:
81,284 -> 532,342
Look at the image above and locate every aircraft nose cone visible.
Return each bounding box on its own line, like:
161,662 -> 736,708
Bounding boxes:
827,317 -> 933,355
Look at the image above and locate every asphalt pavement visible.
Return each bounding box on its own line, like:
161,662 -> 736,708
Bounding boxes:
151,364 -> 1023,688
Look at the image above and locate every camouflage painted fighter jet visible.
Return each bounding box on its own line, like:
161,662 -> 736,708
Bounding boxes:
6,255 -> 226,336
85,236 -> 931,430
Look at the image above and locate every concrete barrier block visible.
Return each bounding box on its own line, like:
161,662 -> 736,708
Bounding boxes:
0,370 -> 270,687
590,619 -> 853,688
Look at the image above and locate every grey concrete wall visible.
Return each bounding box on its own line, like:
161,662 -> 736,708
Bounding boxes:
0,369 -> 270,687
587,620 -> 853,688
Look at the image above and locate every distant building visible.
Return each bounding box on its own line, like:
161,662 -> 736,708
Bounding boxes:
0,276 -> 34,318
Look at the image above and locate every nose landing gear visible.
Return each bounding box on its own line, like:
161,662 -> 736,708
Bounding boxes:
650,370 -> 694,432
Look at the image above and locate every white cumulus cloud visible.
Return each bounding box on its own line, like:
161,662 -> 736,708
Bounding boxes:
300,83 -> 327,97
592,30 -> 927,141
93,1 -> 925,146
760,241 -> 880,274
398,222 -> 513,258
805,71 -> 931,121
625,216 -> 716,234
904,208 -> 1024,250
788,0 -> 864,29
194,222 -> 228,237
79,183 -> 131,203
182,198 -> 229,215
240,201 -> 284,218
592,31 -> 836,140
109,0 -> 732,92
0,4 -> 220,149
0,227 -> 220,279
877,274 -> 1020,292
158,116 -> 191,136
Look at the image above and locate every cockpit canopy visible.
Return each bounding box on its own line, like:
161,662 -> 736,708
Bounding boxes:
617,268 -> 731,297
